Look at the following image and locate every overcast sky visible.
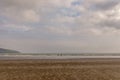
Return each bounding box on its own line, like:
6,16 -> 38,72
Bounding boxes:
0,0 -> 120,53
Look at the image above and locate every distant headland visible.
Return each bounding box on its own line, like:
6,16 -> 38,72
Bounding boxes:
0,48 -> 20,53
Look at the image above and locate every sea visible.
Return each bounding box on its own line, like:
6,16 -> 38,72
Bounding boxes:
0,53 -> 120,60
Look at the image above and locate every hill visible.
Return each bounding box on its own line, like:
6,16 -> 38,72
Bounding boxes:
0,48 -> 20,53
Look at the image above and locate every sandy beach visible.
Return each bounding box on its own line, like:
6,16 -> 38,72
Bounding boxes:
0,59 -> 120,80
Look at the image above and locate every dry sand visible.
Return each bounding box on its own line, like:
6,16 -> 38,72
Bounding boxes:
0,59 -> 120,80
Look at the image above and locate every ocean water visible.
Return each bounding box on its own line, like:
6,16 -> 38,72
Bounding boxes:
0,53 -> 120,59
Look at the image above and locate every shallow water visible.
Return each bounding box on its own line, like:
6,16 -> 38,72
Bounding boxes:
0,54 -> 120,59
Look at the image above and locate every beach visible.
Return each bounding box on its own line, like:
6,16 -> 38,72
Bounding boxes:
0,59 -> 120,80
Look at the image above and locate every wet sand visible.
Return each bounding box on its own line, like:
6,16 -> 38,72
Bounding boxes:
0,59 -> 120,80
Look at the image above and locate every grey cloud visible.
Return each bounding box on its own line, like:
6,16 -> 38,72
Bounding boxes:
0,0 -> 45,9
99,19 -> 120,29
91,0 -> 119,11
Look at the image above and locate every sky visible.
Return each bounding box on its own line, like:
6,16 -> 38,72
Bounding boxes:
0,0 -> 120,53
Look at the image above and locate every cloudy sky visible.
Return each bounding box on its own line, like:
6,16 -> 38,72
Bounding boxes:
0,0 -> 120,53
